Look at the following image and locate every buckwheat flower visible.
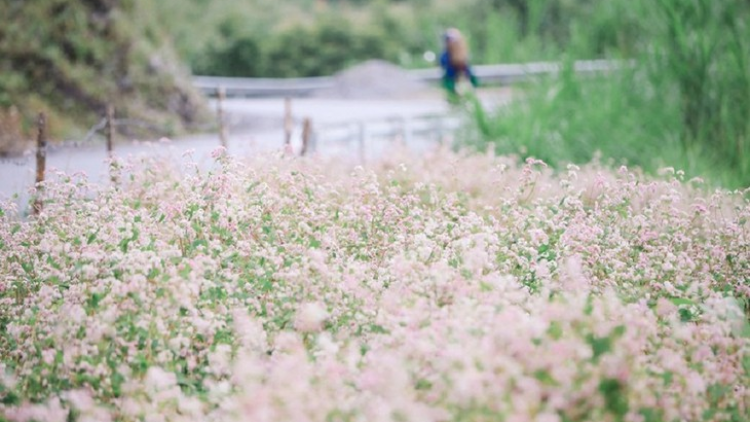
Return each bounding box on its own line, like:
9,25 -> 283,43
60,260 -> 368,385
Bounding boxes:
233,309 -> 268,354
274,331 -> 305,354
211,146 -> 227,160
178,395 -> 205,417
145,366 -> 177,392
191,316 -> 213,337
65,390 -> 112,422
535,411 -> 561,422
655,297 -> 676,317
209,344 -> 233,376
463,245 -> 489,274
294,302 -> 328,333
41,348 -> 56,366
533,260 -> 551,279
3,397 -> 66,422
144,413 -> 166,422
559,254 -> 589,291
316,332 -> 340,357
686,371 -> 706,395
0,366 -> 17,391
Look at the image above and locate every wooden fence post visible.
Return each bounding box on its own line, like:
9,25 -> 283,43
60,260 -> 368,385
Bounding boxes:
33,113 -> 46,215
301,117 -> 312,157
106,104 -> 115,158
217,86 -> 228,148
106,104 -> 120,185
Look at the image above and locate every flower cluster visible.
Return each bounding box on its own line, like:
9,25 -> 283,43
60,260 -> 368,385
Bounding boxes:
0,146 -> 748,421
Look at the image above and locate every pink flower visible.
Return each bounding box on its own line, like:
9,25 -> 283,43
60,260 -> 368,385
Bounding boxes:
686,372 -> 706,395
535,412 -> 561,422
294,302 -> 328,333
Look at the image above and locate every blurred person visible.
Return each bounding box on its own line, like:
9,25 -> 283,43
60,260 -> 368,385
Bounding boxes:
440,28 -> 479,101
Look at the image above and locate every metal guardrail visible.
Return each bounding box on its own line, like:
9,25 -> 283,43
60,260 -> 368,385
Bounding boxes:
307,112 -> 465,162
193,59 -> 628,98
193,75 -> 335,98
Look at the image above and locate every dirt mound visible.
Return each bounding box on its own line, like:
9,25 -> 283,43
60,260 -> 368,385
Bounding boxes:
316,60 -> 431,99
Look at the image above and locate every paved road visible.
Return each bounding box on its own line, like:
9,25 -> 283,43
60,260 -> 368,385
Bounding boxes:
0,87 -> 512,212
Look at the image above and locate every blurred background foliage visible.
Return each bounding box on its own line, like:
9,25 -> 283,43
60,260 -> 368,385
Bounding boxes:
0,0 -> 211,153
158,0 -> 638,78
162,0 -> 750,187
460,0 -> 750,189
1,0 -> 749,187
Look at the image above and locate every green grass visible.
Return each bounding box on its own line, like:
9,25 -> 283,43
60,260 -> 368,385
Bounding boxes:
463,65 -> 748,189
460,0 -> 750,190
462,65 -> 678,169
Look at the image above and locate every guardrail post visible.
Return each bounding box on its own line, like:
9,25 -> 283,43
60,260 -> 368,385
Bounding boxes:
403,117 -> 412,146
217,86 -> 228,148
33,112 -> 46,215
435,116 -> 444,145
284,98 -> 293,148
357,122 -> 365,164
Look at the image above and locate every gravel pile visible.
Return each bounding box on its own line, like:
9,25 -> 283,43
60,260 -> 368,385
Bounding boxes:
315,60 -> 431,99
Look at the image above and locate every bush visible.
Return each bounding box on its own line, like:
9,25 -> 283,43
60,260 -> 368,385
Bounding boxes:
194,36 -> 263,77
194,16 -> 399,78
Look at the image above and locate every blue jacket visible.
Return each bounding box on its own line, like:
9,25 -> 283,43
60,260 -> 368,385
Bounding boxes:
440,50 -> 476,82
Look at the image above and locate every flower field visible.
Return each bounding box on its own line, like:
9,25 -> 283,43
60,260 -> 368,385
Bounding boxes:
1,147 -> 749,422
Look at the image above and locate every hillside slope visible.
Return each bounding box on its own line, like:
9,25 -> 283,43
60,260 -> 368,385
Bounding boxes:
0,0 -> 210,155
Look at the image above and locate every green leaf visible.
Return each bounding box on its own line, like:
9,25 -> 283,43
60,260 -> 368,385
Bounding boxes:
414,379 -> 432,390
599,378 -> 629,417
21,261 -> 33,274
111,372 -> 125,397
661,370 -> 673,386
588,335 -> 612,361
119,237 -> 131,253
87,292 -> 106,310
679,308 -> 695,322
708,383 -> 730,402
191,238 -> 208,250
534,369 -> 558,386
584,294 -> 594,316
639,407 -> 663,422
670,297 -> 695,306
612,324 -> 626,338
547,321 -> 564,340
1,390 -> 20,405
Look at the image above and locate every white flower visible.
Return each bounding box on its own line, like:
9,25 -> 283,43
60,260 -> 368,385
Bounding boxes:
294,302 -> 328,333
145,366 -> 177,391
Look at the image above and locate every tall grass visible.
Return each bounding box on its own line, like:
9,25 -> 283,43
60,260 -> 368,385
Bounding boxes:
462,64 -> 687,177
639,0 -> 750,184
464,0 -> 750,189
